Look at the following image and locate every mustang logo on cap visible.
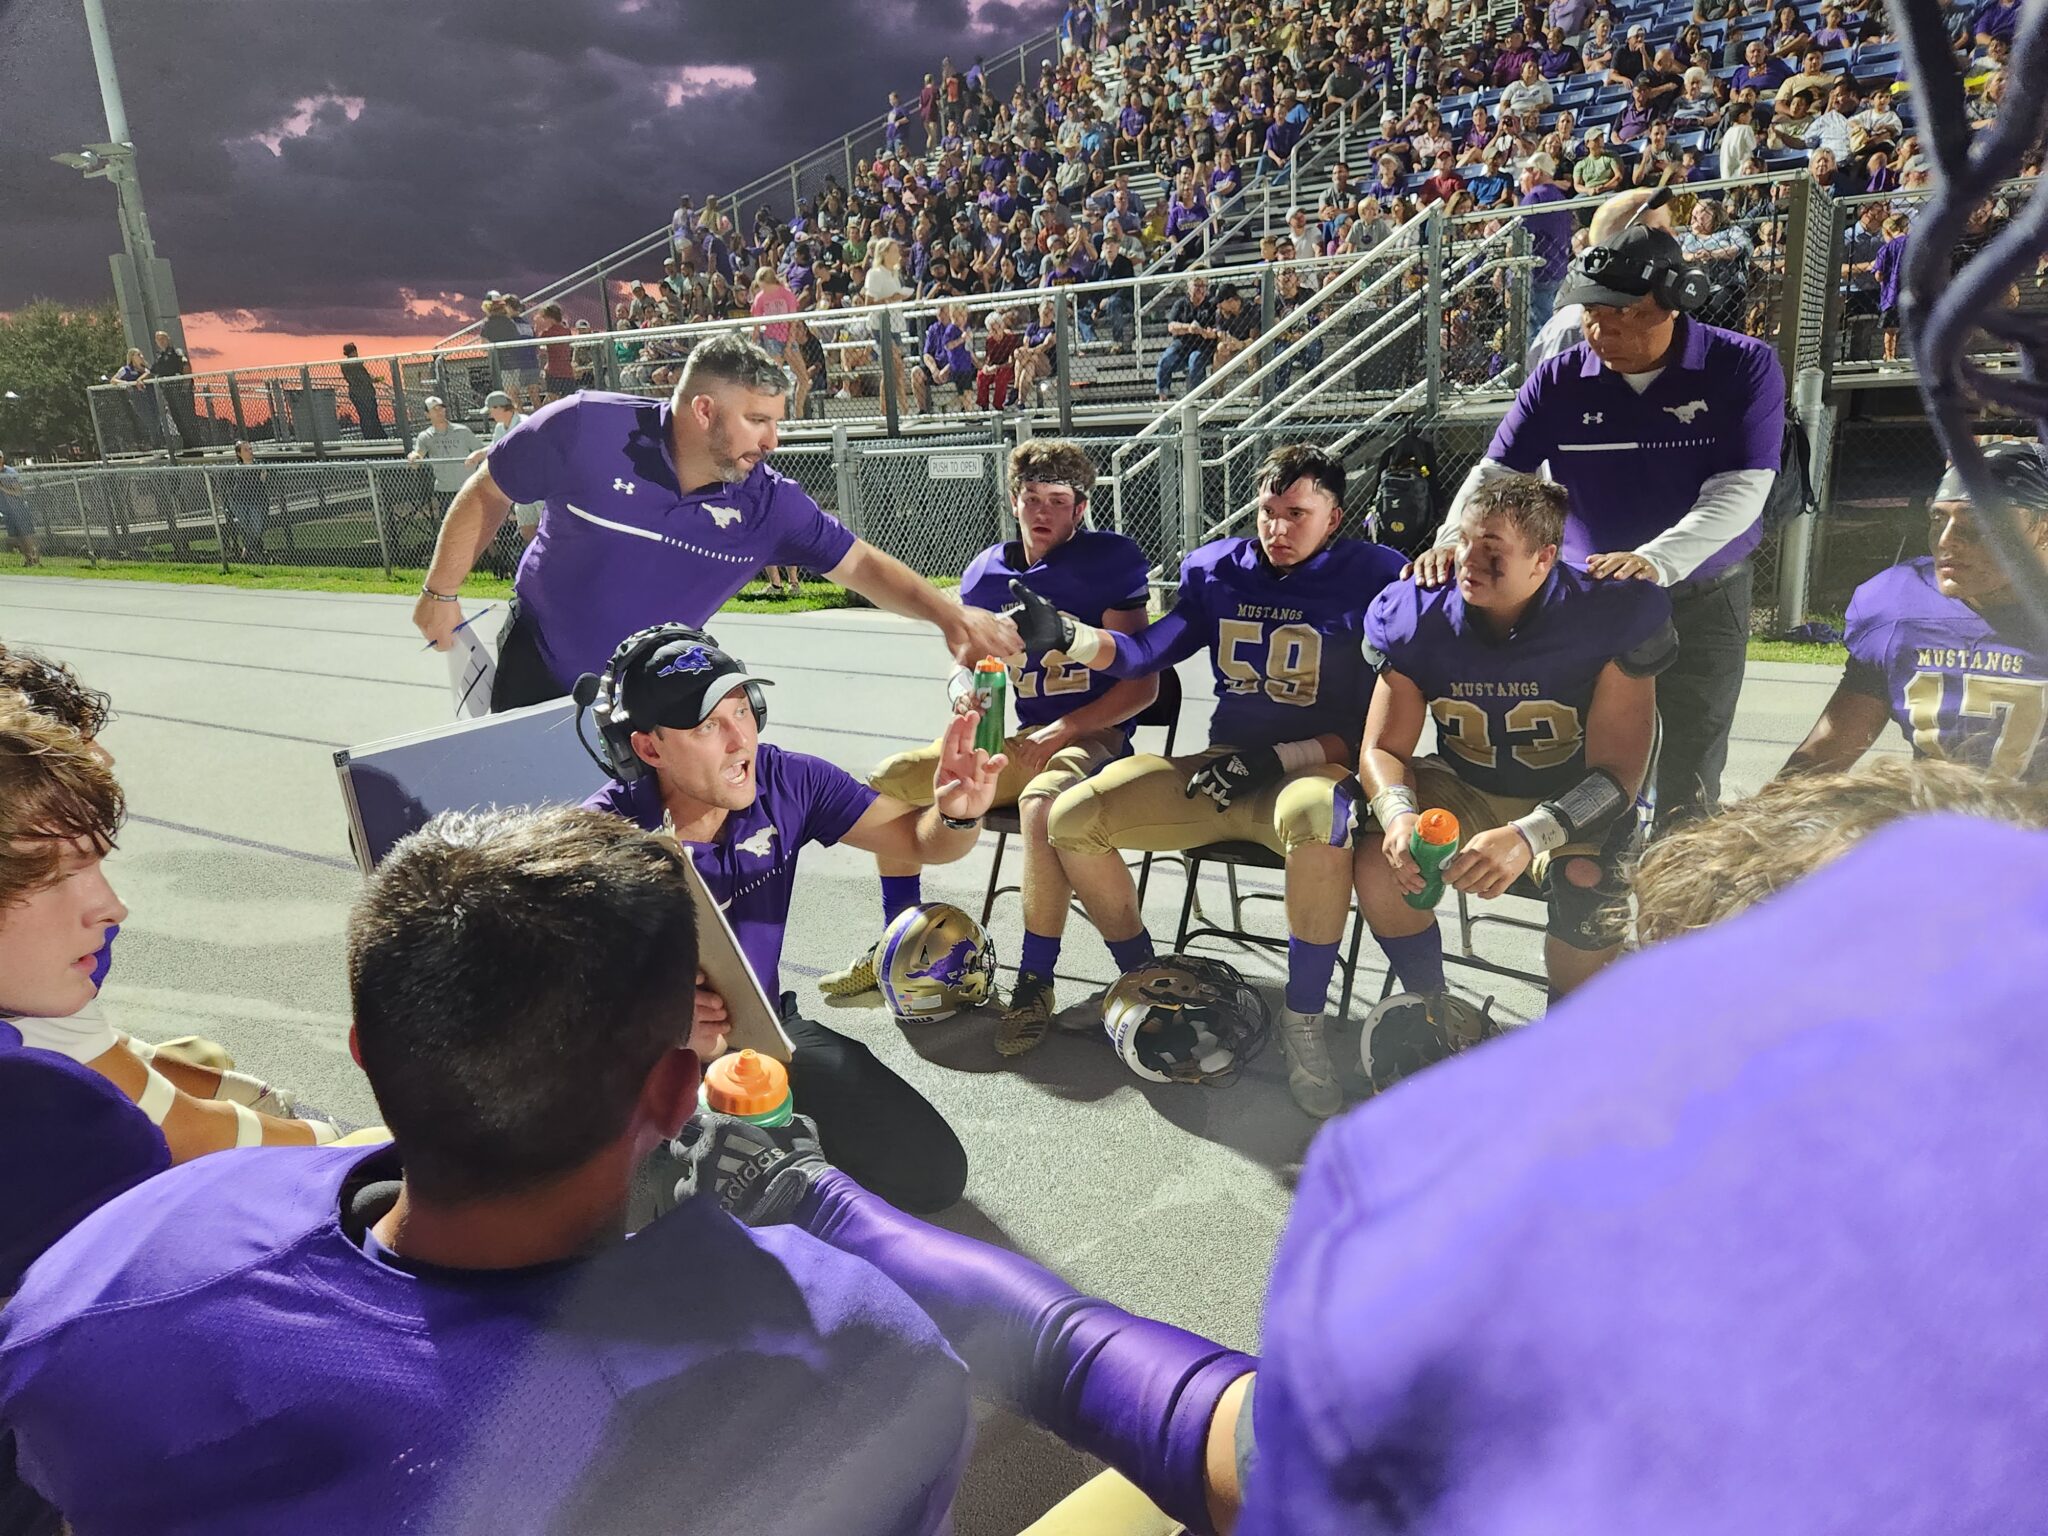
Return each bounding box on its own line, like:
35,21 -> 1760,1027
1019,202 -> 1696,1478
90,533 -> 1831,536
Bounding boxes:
655,645 -> 716,678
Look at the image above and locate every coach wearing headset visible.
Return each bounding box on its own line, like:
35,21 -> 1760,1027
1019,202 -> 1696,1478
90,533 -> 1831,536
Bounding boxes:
1411,224 -> 1786,831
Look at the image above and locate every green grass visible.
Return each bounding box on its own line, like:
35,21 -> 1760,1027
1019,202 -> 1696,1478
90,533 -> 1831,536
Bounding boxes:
1748,636 -> 1849,666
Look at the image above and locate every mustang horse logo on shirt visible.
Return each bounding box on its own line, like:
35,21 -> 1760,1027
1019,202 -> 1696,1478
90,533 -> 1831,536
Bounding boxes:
1664,400 -> 1710,424
655,646 -> 715,678
704,504 -> 745,530
736,826 -> 778,858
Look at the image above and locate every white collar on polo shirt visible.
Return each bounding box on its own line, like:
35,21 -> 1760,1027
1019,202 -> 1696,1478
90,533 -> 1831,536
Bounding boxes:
1618,366 -> 1666,394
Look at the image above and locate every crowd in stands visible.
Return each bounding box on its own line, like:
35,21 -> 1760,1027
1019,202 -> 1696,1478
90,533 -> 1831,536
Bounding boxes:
566,0 -> 2033,413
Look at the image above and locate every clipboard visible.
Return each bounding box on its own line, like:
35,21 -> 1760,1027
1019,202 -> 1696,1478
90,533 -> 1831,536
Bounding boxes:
680,850 -> 794,1064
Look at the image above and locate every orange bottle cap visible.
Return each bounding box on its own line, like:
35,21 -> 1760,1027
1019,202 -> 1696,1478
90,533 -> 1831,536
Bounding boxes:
703,1049 -> 790,1116
975,657 -> 1006,673
1416,807 -> 1460,845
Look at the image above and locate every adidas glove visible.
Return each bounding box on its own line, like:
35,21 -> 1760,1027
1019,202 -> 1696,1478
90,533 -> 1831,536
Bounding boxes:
671,1110 -> 829,1227
1184,746 -> 1285,810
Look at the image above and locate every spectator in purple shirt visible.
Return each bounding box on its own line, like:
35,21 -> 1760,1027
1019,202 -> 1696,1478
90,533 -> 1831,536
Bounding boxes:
412,334 -> 1019,707
1516,155 -> 1575,319
1491,26 -> 1538,84
1972,0 -> 2019,44
1613,79 -> 1664,143
1731,38 -> 1794,92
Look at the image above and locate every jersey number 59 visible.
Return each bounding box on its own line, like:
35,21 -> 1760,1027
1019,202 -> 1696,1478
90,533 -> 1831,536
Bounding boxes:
1218,620 -> 1323,707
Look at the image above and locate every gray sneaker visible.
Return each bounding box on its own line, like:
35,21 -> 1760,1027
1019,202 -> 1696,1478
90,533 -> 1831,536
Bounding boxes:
1277,1007 -> 1344,1119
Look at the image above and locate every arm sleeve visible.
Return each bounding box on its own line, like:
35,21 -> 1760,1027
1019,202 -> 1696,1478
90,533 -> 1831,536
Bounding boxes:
798,1170 -> 1253,1535
1101,570 -> 1210,677
1633,468 -> 1776,584
1841,581 -> 1896,699
485,395 -> 585,504
766,477 -> 859,573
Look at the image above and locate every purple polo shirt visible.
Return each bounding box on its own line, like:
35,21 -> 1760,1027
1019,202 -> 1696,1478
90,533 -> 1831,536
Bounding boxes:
489,393 -> 858,691
1244,815 -> 2048,1534
1485,316 -> 1785,582
1517,184 -> 1574,281
583,742 -> 877,1000
0,1145 -> 971,1534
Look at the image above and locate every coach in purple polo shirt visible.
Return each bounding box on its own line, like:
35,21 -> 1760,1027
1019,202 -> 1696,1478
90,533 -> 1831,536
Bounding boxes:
410,333 -> 1018,711
1418,225 -> 1784,829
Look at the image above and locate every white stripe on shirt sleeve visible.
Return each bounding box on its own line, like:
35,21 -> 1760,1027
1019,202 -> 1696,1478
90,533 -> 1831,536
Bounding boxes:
1635,468 -> 1778,585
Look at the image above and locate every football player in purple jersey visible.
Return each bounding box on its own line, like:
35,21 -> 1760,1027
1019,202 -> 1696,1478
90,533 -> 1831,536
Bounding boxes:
1010,444 -> 1405,1118
410,334 -> 1020,710
581,624 -> 1004,1213
1783,440 -> 2048,782
822,440 -> 1160,1057
1357,473 -> 1673,1053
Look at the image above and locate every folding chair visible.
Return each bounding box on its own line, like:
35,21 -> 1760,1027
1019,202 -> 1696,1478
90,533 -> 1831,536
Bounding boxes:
1171,840 -> 1371,1021
978,667 -> 1184,925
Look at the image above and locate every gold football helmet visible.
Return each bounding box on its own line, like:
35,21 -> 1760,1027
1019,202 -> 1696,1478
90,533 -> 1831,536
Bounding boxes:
1103,954 -> 1271,1085
878,903 -> 998,1022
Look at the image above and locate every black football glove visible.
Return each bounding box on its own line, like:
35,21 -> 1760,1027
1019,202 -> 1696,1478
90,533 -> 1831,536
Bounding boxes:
1184,746 -> 1286,810
1005,578 -> 1077,656
670,1109 -> 828,1227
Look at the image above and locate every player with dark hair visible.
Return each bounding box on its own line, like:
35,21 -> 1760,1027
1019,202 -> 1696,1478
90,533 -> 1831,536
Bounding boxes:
0,807 -> 980,1533
1012,443 -> 1405,1117
579,623 -> 1002,1213
409,331 -> 1019,710
1356,472 -> 1672,1077
1782,441 -> 2048,781
823,438 -> 1160,1056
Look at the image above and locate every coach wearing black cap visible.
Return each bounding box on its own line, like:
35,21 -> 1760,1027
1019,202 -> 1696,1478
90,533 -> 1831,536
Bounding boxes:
1413,225 -> 1787,829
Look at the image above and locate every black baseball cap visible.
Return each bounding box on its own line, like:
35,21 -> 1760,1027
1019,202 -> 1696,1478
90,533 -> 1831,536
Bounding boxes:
1559,226 -> 1686,310
615,633 -> 773,732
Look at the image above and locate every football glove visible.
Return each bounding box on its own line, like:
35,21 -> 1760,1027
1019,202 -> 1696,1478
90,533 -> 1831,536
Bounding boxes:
670,1109 -> 828,1227
1006,578 -> 1078,656
1184,747 -> 1285,810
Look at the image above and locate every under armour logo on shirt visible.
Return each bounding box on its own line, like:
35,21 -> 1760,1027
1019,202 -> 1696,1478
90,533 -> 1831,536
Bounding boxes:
704,504 -> 745,530
613,477 -> 636,494
1582,412 -> 1604,425
736,826 -> 777,858
1664,400 -> 1710,424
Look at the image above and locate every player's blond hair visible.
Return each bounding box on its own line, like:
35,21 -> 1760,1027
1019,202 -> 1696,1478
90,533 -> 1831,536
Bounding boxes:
0,699 -> 123,909
1009,439 -> 1096,502
1465,471 -> 1567,551
1630,758 -> 2048,946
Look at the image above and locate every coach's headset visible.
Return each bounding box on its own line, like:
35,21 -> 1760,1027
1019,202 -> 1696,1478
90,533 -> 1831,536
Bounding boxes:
1571,182 -> 1714,316
572,623 -> 770,785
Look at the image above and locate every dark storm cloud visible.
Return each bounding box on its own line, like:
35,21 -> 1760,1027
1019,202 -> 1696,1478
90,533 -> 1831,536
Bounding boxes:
0,0 -> 1060,331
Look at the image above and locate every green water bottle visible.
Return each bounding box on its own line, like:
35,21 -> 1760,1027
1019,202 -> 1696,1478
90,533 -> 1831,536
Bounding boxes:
971,657 -> 1008,757
1405,807 -> 1462,911
701,1048 -> 794,1127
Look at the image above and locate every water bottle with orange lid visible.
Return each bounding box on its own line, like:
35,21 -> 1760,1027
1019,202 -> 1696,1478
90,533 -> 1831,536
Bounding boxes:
1405,808 -> 1461,911
701,1048 -> 794,1128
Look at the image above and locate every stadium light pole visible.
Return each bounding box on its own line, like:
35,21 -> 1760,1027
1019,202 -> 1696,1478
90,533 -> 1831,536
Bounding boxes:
50,0 -> 184,361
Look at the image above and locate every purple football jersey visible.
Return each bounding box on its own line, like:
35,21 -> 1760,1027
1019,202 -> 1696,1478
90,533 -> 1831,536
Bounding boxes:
0,1145 -> 971,1535
0,1024 -> 168,1295
1245,815 -> 2048,1535
489,393 -> 858,691
959,530 -> 1150,731
1108,537 -> 1405,752
1844,557 -> 2048,781
583,742 -> 877,999
1485,317 -> 1785,582
1367,565 -> 1674,798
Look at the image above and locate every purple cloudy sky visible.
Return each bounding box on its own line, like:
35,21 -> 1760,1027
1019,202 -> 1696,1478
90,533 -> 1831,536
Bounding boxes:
0,0 -> 1060,340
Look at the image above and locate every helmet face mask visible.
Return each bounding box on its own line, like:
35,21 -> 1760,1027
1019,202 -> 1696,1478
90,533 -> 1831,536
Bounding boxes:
1103,955 -> 1272,1085
879,903 -> 999,1021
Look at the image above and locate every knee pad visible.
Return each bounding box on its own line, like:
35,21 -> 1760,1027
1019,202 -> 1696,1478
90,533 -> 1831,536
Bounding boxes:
1274,770 -> 1360,854
1544,855 -> 1628,951
867,744 -> 941,806
1045,781 -> 1115,856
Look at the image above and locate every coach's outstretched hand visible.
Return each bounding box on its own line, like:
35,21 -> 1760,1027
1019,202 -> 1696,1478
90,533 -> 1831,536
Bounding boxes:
1185,747 -> 1286,810
933,708 -> 1008,821
671,1109 -> 828,1227
1403,545 -> 1457,588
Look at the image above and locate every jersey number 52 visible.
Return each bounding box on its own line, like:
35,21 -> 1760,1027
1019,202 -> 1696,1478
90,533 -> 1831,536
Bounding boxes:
1218,620 -> 1323,706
